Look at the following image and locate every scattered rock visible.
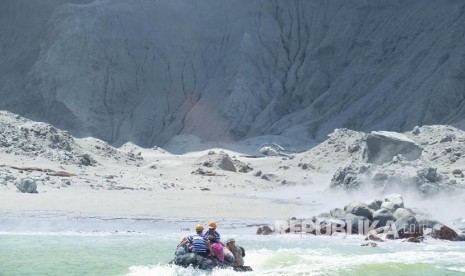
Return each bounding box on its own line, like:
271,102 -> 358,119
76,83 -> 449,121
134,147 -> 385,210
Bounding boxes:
191,168 -> 217,176
257,225 -> 274,235
344,201 -> 373,220
347,144 -> 361,153
440,134 -> 455,143
260,174 -> 277,181
395,215 -> 421,237
372,208 -> 396,228
452,169 -> 464,178
404,236 -> 422,243
417,168 -> 442,183
301,163 -> 314,170
365,234 -> 384,242
393,208 -> 415,220
431,225 -> 459,241
364,199 -> 382,211
329,208 -> 346,218
361,242 -> 377,247
329,164 -> 369,190
384,194 -> 405,208
79,153 -> 97,166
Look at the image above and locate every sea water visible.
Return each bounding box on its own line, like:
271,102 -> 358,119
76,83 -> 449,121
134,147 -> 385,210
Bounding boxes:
1,211 -> 465,276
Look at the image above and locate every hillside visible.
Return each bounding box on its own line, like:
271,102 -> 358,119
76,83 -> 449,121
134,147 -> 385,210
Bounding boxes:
1,0 -> 465,146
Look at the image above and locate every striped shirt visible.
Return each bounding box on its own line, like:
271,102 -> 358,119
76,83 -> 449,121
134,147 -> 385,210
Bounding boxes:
204,230 -> 221,241
187,234 -> 208,253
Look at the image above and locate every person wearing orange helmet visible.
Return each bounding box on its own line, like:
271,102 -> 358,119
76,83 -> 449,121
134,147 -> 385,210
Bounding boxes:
204,220 -> 221,242
177,224 -> 210,257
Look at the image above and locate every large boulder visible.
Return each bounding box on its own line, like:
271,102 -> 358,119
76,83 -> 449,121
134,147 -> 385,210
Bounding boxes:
218,154 -> 236,172
431,225 -> 459,241
14,178 -> 37,193
365,131 -> 422,165
312,217 -> 347,235
372,208 -> 396,228
393,208 -> 415,220
256,225 -> 274,235
394,215 -> 421,238
344,201 -> 373,220
380,202 -> 402,212
364,199 -> 383,211
341,214 -> 371,235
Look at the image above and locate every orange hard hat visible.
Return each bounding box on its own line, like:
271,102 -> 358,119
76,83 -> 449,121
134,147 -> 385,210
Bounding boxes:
195,224 -> 204,232
208,221 -> 217,229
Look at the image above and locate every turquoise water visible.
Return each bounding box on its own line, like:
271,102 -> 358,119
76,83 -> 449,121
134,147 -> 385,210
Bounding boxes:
1,212 -> 465,276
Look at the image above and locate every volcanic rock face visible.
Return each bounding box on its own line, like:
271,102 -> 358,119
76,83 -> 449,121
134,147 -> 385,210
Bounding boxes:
365,131 -> 423,165
1,0 -> 465,146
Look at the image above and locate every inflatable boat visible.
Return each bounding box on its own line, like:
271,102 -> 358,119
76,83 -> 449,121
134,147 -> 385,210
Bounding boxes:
170,246 -> 253,272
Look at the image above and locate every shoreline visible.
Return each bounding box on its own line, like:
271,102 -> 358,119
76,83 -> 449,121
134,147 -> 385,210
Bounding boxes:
0,187 -> 312,220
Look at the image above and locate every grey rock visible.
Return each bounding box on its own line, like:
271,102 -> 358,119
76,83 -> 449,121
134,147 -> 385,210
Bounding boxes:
14,178 -> 38,193
440,134 -> 455,143
341,214 -> 371,235
365,131 -> 422,165
380,201 -> 402,212
393,208 -> 415,220
417,168 -> 442,182
218,154 -> 236,172
452,169 -> 464,178
364,199 -> 382,211
372,208 -> 396,228
79,153 -> 97,166
329,164 -> 366,190
431,224 -> 459,241
344,201 -> 373,220
329,208 -> 346,218
257,225 -> 274,235
361,242 -> 378,247
395,215 -> 421,235
384,194 -> 404,208
347,144 -> 361,153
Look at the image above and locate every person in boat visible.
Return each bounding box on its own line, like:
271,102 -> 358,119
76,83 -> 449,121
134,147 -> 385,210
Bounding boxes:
177,224 -> 211,257
204,221 -> 221,242
208,235 -> 224,262
226,238 -> 244,267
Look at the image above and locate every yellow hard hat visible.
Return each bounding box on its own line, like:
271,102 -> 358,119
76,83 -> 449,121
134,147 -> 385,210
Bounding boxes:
208,221 -> 217,229
195,224 -> 204,232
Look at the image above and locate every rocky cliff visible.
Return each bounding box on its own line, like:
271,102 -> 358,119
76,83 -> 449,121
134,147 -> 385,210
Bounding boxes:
1,0 -> 465,146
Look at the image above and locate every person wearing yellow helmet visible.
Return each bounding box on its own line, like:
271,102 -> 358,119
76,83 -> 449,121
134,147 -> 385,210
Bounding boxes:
204,220 -> 221,242
177,224 -> 211,257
